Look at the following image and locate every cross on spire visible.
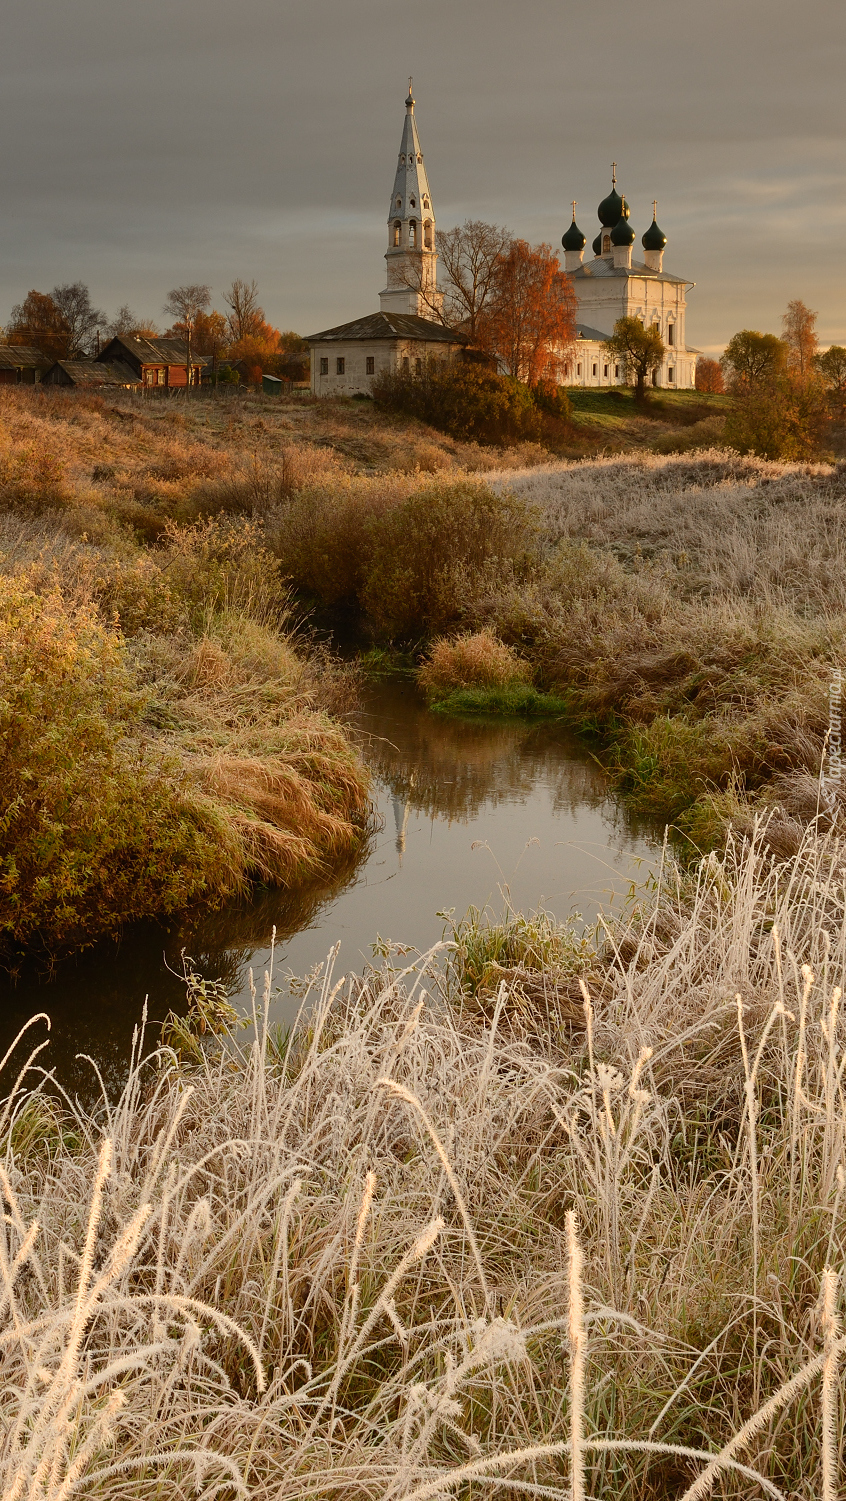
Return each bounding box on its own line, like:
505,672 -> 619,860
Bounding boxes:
571,200 -> 577,221
611,162 -> 617,186
653,199 -> 658,219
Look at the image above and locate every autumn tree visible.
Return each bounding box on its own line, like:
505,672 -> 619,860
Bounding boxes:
816,345 -> 846,418
602,317 -> 665,400
695,356 -> 725,393
7,291 -> 70,360
8,282 -> 104,359
106,305 -> 160,338
721,330 -> 787,390
484,240 -> 576,384
782,299 -> 818,380
191,309 -> 229,358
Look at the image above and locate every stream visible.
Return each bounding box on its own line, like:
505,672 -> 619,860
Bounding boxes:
0,679 -> 662,1100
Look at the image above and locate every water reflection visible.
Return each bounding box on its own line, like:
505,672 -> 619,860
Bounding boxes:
0,678 -> 660,1100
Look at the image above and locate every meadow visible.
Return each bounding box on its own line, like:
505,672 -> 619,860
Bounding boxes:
3,815 -> 846,1498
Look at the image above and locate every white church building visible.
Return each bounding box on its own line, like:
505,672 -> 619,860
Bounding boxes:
562,171 -> 698,388
308,95 -> 698,395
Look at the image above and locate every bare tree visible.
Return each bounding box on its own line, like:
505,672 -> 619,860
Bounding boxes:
163,284 -> 211,333
107,305 -> 159,339
437,221 -> 512,341
223,279 -> 264,343
51,282 -> 107,357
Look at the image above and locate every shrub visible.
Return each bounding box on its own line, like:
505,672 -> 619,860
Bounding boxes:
724,374 -> 831,459
695,355 -> 725,393
360,480 -> 535,638
0,578 -> 234,954
417,629 -> 531,700
373,358 -> 544,445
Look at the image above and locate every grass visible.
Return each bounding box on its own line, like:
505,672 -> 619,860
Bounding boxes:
3,818 -> 846,1496
429,683 -> 570,717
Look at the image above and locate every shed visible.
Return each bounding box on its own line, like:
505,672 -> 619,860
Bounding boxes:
262,373 -> 283,395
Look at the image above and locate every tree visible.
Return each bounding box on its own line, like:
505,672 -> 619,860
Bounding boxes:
51,282 -> 106,357
602,317 -> 665,400
162,284 -> 211,335
191,309 -> 228,358
484,240 -> 576,384
815,345 -> 846,418
106,305 -> 160,338
724,375 -> 830,460
782,299 -> 818,381
695,356 -> 725,394
223,279 -> 265,343
7,290 -> 70,360
721,330 -> 787,390
436,221 -> 513,340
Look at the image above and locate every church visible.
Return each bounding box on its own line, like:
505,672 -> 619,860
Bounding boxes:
307,94 -> 698,394
562,170 -> 698,389
307,83 -> 465,397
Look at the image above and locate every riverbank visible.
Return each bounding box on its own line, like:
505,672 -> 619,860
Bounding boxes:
3,817 -> 844,1497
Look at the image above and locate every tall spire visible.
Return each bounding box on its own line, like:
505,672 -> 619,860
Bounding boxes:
379,82 -> 440,318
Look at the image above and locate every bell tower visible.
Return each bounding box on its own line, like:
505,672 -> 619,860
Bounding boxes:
379,81 -> 441,317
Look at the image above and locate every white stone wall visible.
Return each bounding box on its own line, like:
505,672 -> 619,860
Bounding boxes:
567,338 -> 697,389
310,339 -> 457,396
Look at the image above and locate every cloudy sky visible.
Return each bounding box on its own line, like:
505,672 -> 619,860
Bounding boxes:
0,0 -> 842,353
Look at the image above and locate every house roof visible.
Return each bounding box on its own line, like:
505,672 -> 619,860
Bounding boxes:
575,323 -> 611,342
101,334 -> 209,366
49,360 -> 141,386
571,258 -> 692,288
0,345 -> 50,369
306,311 -> 465,344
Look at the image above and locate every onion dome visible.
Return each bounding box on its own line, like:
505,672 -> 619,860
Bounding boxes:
610,203 -> 635,246
592,232 -> 602,256
598,178 -> 626,227
642,215 -> 667,251
562,218 -> 586,253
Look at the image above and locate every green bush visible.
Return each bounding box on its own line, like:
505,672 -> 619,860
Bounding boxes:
373,359 -> 546,445
360,480 -> 535,638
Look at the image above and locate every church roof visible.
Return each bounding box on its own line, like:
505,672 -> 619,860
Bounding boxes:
575,323 -> 612,342
306,311 -> 466,344
388,84 -> 434,224
571,258 -> 691,287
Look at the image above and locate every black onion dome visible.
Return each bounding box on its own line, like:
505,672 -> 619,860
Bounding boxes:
562,219 -> 587,252
610,206 -> 635,247
598,183 -> 626,227
592,231 -> 603,256
642,217 -> 667,251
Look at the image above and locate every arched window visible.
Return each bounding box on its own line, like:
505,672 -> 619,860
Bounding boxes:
602,233 -> 611,252
410,197 -> 416,209
409,220 -> 417,247
393,221 -> 401,247
396,196 -> 402,209
424,220 -> 433,247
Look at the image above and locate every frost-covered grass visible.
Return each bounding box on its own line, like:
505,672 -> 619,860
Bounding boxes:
3,817 -> 846,1497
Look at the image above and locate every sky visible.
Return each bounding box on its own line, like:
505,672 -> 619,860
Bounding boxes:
0,0 -> 842,354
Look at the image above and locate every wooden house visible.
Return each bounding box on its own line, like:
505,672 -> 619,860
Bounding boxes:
0,346 -> 51,384
98,335 -> 208,388
43,360 -> 140,389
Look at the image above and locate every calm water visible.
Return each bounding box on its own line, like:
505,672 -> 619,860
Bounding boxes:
0,680 -> 660,1099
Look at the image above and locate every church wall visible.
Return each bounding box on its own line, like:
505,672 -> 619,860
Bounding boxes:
310,338 -> 459,397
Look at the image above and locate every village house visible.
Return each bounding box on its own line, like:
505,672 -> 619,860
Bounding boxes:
43,359 -> 140,389
0,346 -> 51,384
98,334 -> 208,388
307,83 -> 465,395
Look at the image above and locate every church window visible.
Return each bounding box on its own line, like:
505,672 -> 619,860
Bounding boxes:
402,356 -> 410,372
602,234 -> 610,252
319,357 -> 328,376
410,197 -> 416,208
603,364 -> 609,378
667,323 -> 675,346
415,358 -> 421,373
396,197 -> 402,208
393,222 -> 401,246
592,363 -> 597,377
577,363 -> 582,376
668,367 -> 675,382
409,220 -> 417,246
424,221 -> 433,247
614,364 -> 619,378
336,357 -> 345,375
366,356 -> 375,374
423,197 -> 430,208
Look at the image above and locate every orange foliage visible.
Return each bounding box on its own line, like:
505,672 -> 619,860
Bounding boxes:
481,241 -> 576,385
695,356 -> 725,394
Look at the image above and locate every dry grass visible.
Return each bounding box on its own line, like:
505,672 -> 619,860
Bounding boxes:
417,629 -> 531,701
3,819 -> 846,1496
